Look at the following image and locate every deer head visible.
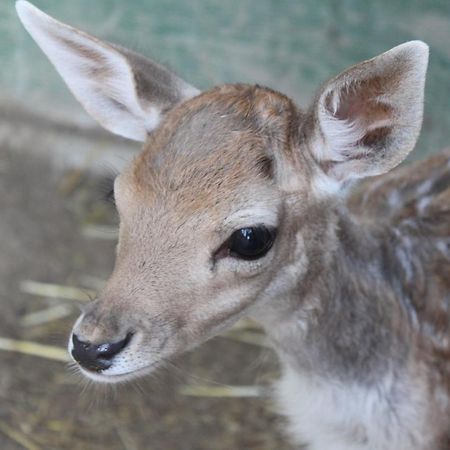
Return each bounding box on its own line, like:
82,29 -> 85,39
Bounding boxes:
17,1 -> 428,382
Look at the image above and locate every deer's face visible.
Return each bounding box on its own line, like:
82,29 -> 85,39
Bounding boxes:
17,1 -> 428,382
69,86 -> 315,382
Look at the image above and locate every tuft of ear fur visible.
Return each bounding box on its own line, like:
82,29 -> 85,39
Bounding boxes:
306,41 -> 429,187
16,1 -> 199,141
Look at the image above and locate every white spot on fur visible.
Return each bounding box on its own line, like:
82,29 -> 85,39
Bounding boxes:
388,190 -> 402,208
436,240 -> 450,257
417,195 -> 432,214
416,179 -> 433,196
396,246 -> 414,283
393,229 -> 415,283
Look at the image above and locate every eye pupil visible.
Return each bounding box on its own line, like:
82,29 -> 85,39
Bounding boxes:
228,226 -> 275,260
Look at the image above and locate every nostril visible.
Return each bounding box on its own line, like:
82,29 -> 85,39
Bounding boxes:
72,333 -> 106,371
71,332 -> 133,372
96,332 -> 133,360
72,333 -> 91,354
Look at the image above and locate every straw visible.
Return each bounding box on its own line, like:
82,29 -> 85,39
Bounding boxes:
0,421 -> 42,450
20,280 -> 93,302
178,384 -> 266,398
0,337 -> 68,362
20,304 -> 74,327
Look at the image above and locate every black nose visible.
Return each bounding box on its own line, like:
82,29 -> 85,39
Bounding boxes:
71,333 -> 132,372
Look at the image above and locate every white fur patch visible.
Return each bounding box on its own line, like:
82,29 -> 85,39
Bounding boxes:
276,366 -> 432,450
417,196 -> 432,214
317,110 -> 366,163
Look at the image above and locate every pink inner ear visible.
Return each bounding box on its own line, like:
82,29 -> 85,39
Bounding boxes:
327,78 -> 395,133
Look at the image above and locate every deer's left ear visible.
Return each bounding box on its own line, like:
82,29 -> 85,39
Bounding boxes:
305,41 -> 429,185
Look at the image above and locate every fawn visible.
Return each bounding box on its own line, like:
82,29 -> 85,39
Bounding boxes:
17,1 -> 450,449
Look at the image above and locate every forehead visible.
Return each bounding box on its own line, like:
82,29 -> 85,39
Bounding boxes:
128,84 -> 296,215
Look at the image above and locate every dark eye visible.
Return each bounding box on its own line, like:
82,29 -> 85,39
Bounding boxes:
227,226 -> 276,260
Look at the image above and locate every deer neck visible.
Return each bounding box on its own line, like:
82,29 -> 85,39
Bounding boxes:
252,203 -> 412,383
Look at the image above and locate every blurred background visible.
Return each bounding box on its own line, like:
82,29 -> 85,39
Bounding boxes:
0,0 -> 449,449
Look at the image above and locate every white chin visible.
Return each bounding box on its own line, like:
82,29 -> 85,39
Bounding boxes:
78,364 -> 156,384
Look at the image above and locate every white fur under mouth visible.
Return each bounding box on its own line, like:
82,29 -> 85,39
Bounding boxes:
77,362 -> 158,384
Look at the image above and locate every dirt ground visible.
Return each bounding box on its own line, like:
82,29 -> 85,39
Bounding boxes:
0,146 -> 294,450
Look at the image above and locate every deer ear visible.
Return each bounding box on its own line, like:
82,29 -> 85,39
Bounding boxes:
305,41 -> 429,187
16,1 -> 200,142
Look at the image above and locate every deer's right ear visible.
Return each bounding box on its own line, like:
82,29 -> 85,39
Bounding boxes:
16,1 -> 200,141
303,41 -> 428,192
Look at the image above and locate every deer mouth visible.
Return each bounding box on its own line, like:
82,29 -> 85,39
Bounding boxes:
68,330 -> 163,383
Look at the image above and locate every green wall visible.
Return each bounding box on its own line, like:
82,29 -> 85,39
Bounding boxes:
3,0 -> 450,157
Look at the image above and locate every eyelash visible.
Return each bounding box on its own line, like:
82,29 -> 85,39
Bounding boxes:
97,172 -> 118,206
104,187 -> 115,205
